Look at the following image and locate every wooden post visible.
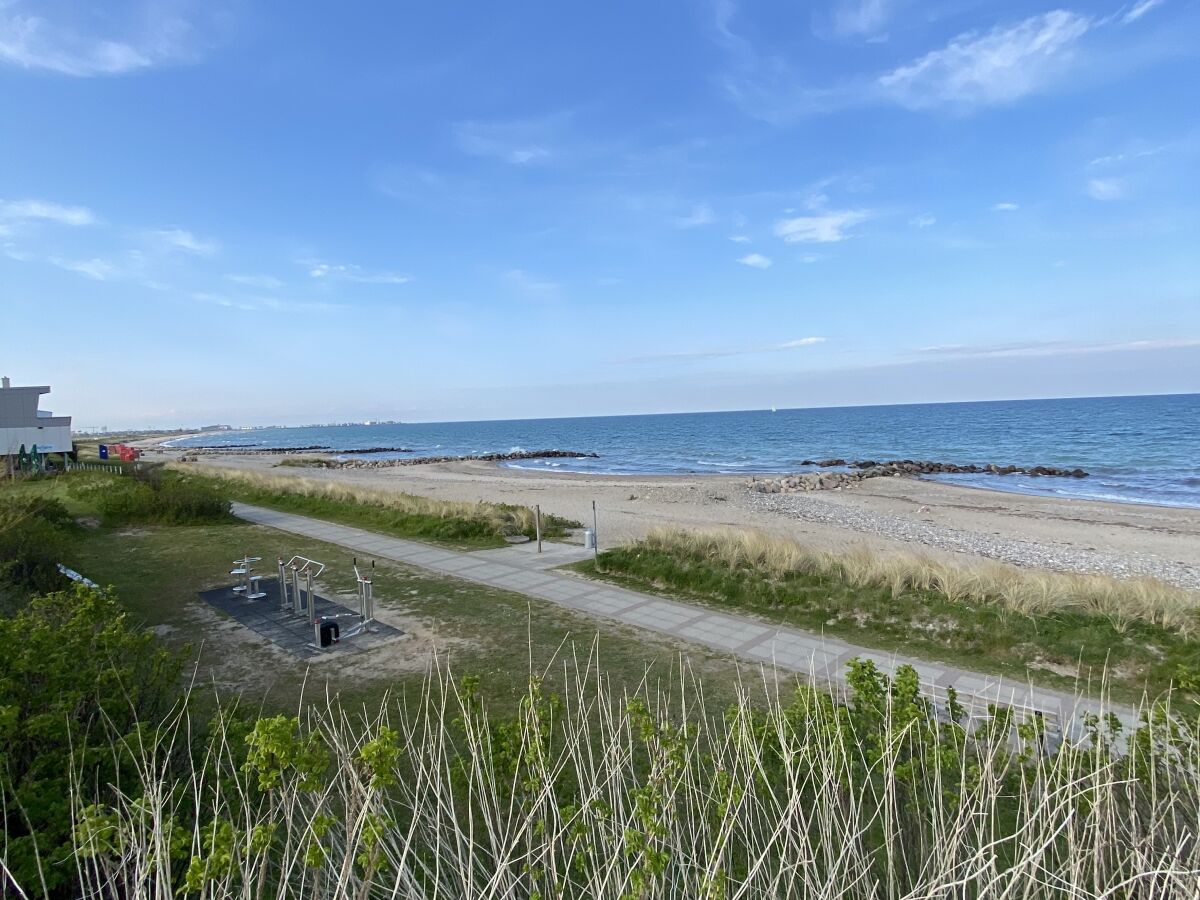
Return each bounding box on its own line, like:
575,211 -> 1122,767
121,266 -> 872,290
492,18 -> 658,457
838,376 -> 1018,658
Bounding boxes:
592,500 -> 599,560
535,504 -> 542,553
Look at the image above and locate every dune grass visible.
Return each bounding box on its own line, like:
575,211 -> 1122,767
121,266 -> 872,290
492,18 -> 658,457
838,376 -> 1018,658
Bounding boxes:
576,527 -> 1200,699
59,658 -> 1200,900
176,465 -> 580,549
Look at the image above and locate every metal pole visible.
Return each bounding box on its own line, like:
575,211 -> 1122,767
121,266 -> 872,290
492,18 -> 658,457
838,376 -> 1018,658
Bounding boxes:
306,569 -> 315,624
291,566 -> 302,616
592,500 -> 599,560
535,504 -> 542,553
278,558 -> 288,608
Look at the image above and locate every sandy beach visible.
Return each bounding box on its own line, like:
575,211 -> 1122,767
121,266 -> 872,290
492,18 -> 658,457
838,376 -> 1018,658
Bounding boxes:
142,443 -> 1200,590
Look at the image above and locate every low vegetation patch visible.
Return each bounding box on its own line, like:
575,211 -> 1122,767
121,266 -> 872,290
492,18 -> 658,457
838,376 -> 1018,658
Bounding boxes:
578,527 -> 1200,698
183,466 -> 581,548
66,467 -> 231,525
0,494 -> 78,595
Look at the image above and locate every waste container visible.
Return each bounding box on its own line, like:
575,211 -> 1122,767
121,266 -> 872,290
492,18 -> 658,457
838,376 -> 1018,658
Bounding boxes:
98,444 -> 108,460
318,621 -> 340,648
583,529 -> 596,550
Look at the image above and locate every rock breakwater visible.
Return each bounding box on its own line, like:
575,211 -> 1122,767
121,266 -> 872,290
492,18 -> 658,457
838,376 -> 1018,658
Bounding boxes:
281,449 -> 600,469
751,459 -> 1089,493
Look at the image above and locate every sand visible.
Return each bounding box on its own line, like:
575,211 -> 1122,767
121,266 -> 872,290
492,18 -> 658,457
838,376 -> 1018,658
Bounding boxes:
140,443 -> 1200,589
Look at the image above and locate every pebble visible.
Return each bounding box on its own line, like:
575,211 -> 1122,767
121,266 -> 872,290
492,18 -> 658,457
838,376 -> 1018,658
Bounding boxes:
745,491 -> 1200,591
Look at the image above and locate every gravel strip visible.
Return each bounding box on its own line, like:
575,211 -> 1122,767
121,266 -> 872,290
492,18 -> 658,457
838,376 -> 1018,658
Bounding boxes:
745,491 -> 1200,591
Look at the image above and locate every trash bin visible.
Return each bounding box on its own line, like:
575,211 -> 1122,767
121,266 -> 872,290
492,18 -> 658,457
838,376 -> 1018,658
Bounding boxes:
318,621 -> 340,647
98,444 -> 108,460
583,529 -> 596,550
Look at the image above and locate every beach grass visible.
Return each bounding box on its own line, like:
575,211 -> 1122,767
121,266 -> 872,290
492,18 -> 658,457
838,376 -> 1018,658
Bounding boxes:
575,526 -> 1200,699
172,465 -> 581,549
61,657 -> 1200,900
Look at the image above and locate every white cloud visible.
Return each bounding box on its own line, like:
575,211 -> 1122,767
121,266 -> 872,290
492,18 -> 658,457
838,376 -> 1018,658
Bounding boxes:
737,253 -> 772,269
504,268 -> 561,297
878,11 -> 1092,110
226,273 -> 283,290
673,204 -> 716,228
147,228 -> 218,256
0,197 -> 95,226
800,254 -> 820,263
304,260 -> 410,285
909,213 -> 937,227
831,0 -> 892,38
453,117 -> 560,165
916,337 -> 1200,359
625,335 -> 827,363
1086,178 -> 1124,200
991,202 -> 1019,211
1121,0 -> 1165,25
48,256 -> 115,280
729,234 -> 751,243
0,2 -> 209,77
774,209 -> 870,243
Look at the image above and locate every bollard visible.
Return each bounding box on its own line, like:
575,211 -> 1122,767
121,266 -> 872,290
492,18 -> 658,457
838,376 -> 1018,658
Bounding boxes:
535,504 -> 542,553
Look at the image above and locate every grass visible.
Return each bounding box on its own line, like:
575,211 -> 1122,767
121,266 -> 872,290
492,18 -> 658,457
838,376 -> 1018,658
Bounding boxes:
63,660 -> 1200,899
4,475 -> 740,716
573,527 -> 1200,701
176,465 -> 581,549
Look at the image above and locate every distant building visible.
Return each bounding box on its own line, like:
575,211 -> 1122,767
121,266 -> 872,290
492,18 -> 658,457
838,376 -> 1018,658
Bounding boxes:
0,376 -> 73,456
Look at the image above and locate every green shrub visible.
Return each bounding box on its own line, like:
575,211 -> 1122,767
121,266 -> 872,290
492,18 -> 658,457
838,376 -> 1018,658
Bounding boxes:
0,585 -> 183,895
0,496 -> 76,593
69,469 -> 231,525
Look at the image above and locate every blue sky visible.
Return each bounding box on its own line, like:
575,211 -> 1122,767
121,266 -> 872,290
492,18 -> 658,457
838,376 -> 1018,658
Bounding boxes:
1,0 -> 1197,427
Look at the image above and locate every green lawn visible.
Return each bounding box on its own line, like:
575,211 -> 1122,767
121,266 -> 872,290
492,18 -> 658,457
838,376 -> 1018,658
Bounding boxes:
5,476 -> 745,715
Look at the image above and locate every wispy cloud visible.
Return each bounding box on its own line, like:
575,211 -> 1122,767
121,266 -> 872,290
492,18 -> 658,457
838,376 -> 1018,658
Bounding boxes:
1086,178 -> 1124,200
909,213 -> 937,228
504,268 -> 561,298
0,197 -> 95,226
729,234 -> 752,243
774,209 -> 870,243
453,116 -> 564,165
226,273 -> 283,290
992,202 -> 1019,211
191,291 -> 343,313
737,252 -> 772,268
1121,0 -> 1165,25
48,256 -> 116,280
303,259 -> 411,285
829,0 -> 893,38
878,11 -> 1092,111
916,337 -> 1200,359
673,203 -> 717,228
147,228 -> 218,256
0,2 -> 212,77
625,335 -> 826,363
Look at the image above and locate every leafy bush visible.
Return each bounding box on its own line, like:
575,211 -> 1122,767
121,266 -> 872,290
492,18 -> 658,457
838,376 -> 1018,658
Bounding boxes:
0,495 -> 76,592
68,469 -> 231,525
0,585 -> 183,895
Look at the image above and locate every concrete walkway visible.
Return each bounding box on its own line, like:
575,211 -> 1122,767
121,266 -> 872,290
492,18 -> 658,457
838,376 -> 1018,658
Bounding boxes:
233,502 -> 1134,738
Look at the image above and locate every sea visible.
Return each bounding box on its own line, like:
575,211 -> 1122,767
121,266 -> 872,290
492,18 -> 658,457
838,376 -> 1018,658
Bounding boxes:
169,394 -> 1200,509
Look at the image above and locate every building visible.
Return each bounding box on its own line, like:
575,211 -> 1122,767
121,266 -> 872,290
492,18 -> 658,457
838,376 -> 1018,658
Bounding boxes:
0,375 -> 73,458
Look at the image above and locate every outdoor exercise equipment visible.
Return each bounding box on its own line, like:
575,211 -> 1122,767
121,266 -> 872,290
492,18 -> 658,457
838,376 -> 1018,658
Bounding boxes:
230,555 -> 265,599
311,558 -> 377,647
279,556 -> 326,617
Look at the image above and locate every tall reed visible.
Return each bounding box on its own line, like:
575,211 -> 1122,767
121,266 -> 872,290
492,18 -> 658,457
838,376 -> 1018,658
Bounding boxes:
62,652 -> 1199,899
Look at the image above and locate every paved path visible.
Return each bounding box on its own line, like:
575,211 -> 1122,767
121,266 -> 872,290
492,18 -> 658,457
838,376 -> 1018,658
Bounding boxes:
233,503 -> 1134,738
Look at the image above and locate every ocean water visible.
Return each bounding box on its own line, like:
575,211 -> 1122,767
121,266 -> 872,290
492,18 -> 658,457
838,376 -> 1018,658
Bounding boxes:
170,394 -> 1200,509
